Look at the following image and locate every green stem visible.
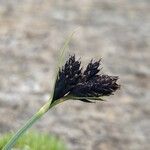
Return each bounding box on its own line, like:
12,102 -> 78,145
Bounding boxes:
2,98 -> 67,150
2,101 -> 52,150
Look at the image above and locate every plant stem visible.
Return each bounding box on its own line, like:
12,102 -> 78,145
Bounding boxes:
2,97 -> 67,150
2,101 -> 52,150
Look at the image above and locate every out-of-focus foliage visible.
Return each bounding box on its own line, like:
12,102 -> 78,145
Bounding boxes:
0,131 -> 67,150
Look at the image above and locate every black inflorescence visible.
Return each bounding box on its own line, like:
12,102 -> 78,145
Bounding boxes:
52,55 -> 120,103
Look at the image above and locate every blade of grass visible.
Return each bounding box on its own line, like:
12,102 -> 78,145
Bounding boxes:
50,30 -> 77,104
66,95 -> 107,101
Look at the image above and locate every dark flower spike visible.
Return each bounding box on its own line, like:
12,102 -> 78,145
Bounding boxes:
70,75 -> 120,102
52,55 -> 120,103
52,55 -> 82,102
52,54 -> 120,104
82,59 -> 101,81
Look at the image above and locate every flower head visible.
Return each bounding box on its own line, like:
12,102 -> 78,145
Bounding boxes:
52,55 -> 120,103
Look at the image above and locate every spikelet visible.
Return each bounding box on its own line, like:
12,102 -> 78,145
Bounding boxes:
52,55 -> 82,101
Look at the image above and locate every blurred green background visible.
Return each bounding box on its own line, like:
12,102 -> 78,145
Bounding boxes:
0,0 -> 149,150
0,131 -> 67,150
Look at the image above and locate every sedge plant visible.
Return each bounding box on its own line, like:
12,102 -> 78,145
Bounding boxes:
2,33 -> 120,150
